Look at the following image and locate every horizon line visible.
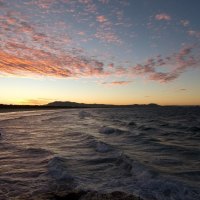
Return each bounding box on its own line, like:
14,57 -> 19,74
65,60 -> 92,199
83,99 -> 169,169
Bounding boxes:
0,101 -> 199,107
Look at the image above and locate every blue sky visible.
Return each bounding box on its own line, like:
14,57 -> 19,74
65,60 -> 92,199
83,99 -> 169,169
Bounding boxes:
0,0 -> 200,105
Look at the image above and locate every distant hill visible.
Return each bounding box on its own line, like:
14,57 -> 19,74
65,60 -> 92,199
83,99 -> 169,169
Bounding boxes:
46,101 -> 160,108
46,101 -> 113,108
46,101 -> 85,107
0,102 -> 162,111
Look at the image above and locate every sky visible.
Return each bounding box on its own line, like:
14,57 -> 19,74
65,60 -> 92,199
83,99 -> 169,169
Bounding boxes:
0,0 -> 200,105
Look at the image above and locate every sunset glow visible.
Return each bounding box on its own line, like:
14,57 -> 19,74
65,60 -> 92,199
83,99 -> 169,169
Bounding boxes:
0,0 -> 200,105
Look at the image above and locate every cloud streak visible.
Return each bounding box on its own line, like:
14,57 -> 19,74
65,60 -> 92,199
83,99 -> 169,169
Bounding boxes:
155,13 -> 171,21
96,15 -> 107,23
130,46 -> 200,83
102,81 -> 132,86
20,98 -> 54,105
0,40 -> 199,83
0,0 -> 199,85
0,9 -> 110,78
188,30 -> 200,39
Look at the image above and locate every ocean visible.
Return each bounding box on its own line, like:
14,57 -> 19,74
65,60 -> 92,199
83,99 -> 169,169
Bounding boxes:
0,107 -> 199,200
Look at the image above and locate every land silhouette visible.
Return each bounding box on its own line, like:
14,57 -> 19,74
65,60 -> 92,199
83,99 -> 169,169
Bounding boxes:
0,101 -> 161,112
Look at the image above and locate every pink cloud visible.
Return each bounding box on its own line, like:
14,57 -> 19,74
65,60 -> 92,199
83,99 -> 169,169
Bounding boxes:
24,0 -> 55,9
0,46 -> 109,78
0,9 -> 199,85
0,10 -> 109,79
78,0 -> 92,4
180,20 -> 189,27
155,13 -> 171,21
0,2 -> 199,85
98,0 -> 109,4
108,63 -> 114,69
96,15 -> 107,23
149,72 -> 179,83
130,46 -> 200,83
188,30 -> 200,38
77,31 -> 85,35
22,0 -> 122,46
95,30 -> 121,43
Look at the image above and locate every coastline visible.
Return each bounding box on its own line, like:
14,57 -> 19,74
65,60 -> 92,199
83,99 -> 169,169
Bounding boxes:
0,108 -> 56,113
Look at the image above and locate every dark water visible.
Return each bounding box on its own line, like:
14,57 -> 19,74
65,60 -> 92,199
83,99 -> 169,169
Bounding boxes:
0,107 -> 199,200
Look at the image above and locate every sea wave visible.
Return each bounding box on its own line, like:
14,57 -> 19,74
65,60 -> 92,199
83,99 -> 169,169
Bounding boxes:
47,156 -> 75,183
99,126 -> 125,135
0,107 -> 199,200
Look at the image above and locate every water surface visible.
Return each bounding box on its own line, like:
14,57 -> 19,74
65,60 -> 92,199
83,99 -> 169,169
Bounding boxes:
0,107 -> 199,200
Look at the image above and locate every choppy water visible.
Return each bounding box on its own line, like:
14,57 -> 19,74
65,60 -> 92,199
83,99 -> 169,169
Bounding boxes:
0,107 -> 199,200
